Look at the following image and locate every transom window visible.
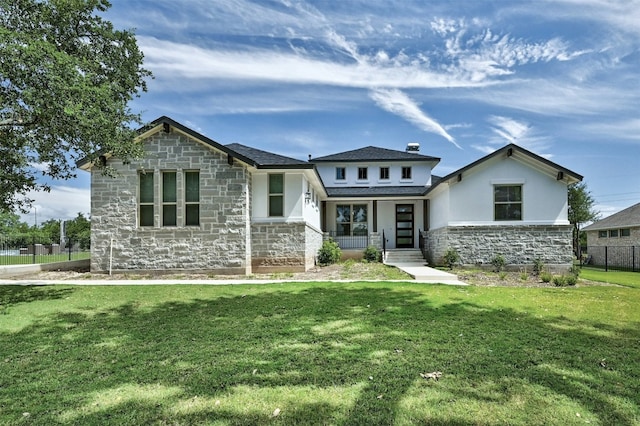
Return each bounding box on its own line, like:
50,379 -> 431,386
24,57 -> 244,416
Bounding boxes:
358,167 -> 368,180
494,185 -> 522,221
139,171 -> 154,227
380,167 -> 389,180
336,204 -> 368,236
401,166 -> 412,179
336,167 -> 346,180
268,174 -> 284,217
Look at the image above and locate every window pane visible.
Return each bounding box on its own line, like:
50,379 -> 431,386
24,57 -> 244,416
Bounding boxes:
402,167 -> 412,179
353,205 -> 367,222
269,174 -> 283,194
353,223 -> 368,235
186,204 -> 200,226
185,171 -> 199,202
140,205 -> 154,226
609,229 -> 618,237
380,167 -> 389,179
336,223 -> 351,236
140,172 -> 154,203
495,203 -> 521,220
269,195 -> 283,216
336,167 -> 345,180
358,167 -> 368,180
621,229 -> 630,237
336,205 -> 351,222
163,172 -> 177,202
598,231 -> 607,238
163,205 -> 177,226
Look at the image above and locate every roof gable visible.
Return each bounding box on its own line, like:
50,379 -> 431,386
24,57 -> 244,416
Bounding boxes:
226,143 -> 312,169
310,146 -> 440,163
583,202 -> 640,231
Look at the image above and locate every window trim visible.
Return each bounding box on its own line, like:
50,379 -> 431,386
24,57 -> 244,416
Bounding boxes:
401,166 -> 412,180
268,173 -> 284,217
184,170 -> 200,226
357,167 -> 368,181
494,184 -> 523,221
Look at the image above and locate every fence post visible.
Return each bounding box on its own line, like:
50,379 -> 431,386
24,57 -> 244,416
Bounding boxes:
605,246 -> 608,272
633,246 -> 636,273
32,235 -> 36,264
68,238 -> 72,261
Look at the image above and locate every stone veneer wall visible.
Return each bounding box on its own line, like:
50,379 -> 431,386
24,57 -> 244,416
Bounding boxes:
586,227 -> 640,269
251,222 -> 323,273
90,131 -> 251,274
425,225 -> 574,271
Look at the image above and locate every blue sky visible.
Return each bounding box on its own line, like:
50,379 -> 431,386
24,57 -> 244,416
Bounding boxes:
23,0 -> 640,224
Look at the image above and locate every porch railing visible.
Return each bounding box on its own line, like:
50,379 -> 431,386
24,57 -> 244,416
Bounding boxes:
327,231 -> 369,249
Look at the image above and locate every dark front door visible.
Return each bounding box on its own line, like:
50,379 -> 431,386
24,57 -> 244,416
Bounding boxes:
396,204 -> 414,248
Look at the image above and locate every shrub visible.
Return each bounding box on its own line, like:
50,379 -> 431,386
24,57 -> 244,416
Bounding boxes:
317,239 -> 341,265
552,274 -> 577,287
540,272 -> 553,283
363,246 -> 381,263
499,272 -> 507,280
564,274 -> 578,286
442,247 -> 460,269
552,275 -> 566,286
491,254 -> 506,272
532,258 -> 545,276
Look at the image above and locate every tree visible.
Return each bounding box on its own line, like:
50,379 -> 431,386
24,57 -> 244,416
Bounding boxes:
40,218 -> 62,244
0,0 -> 151,213
64,212 -> 90,249
568,182 -> 599,256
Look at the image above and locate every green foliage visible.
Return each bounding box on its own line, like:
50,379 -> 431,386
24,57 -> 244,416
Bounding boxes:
532,258 -> 545,276
540,272 -> 553,283
491,254 -> 506,272
568,182 -> 599,255
0,0 -> 152,212
317,239 -> 341,265
442,247 -> 460,269
498,271 -> 507,280
64,212 -> 91,249
362,246 -> 381,263
553,274 -> 578,287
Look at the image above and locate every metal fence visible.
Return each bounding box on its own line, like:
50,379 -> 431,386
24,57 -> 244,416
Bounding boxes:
0,234 -> 88,266
581,245 -> 639,272
326,231 -> 369,249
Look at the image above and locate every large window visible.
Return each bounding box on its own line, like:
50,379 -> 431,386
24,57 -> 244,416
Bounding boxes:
139,171 -> 154,227
494,185 -> 522,221
185,171 -> 200,226
162,171 -> 177,226
268,174 -> 284,217
336,204 -> 368,236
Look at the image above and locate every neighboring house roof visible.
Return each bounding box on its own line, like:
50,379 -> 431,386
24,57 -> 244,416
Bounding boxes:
425,143 -> 583,195
310,146 -> 440,164
583,202 -> 640,231
226,143 -> 313,169
325,186 -> 429,198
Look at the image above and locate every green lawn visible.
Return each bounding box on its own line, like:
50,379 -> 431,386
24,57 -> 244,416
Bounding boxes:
0,251 -> 90,266
1,282 -> 638,425
580,267 -> 640,289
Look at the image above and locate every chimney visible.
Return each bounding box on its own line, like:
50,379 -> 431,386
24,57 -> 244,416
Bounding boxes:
406,142 -> 420,153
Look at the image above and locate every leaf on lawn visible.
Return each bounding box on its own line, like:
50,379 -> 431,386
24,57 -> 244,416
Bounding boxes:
215,400 -> 221,406
252,368 -> 258,375
394,349 -> 403,354
368,376 -> 373,380
420,371 -> 443,381
377,394 -> 383,399
599,359 -> 607,368
272,408 -> 281,417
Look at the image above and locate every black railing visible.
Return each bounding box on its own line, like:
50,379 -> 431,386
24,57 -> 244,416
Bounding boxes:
327,231 -> 369,249
0,234 -> 88,266
581,245 -> 639,272
382,229 -> 386,261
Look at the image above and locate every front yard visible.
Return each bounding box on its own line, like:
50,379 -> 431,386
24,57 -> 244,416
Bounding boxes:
1,279 -> 638,425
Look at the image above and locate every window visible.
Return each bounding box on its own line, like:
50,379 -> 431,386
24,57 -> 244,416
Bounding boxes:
401,166 -> 412,180
336,204 -> 368,236
380,167 -> 389,180
162,171 -> 177,226
336,167 -> 346,180
598,230 -> 607,238
185,171 -> 200,226
609,229 -> 619,238
621,228 -> 631,237
139,171 -> 154,226
268,174 -> 284,217
358,167 -> 368,180
494,185 -> 522,221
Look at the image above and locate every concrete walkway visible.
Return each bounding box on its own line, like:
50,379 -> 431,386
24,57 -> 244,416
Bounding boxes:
384,261 -> 467,285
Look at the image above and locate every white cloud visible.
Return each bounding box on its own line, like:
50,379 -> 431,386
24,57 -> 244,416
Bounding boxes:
369,88 -> 460,148
18,186 -> 90,225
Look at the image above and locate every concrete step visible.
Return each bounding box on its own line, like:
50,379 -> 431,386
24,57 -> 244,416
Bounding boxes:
384,250 -> 425,264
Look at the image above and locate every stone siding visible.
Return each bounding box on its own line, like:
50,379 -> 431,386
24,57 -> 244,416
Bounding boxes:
251,222 -> 322,273
586,227 -> 640,270
90,131 -> 251,274
425,225 -> 573,271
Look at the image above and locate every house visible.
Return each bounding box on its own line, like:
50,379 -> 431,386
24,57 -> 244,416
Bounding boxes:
79,116 -> 582,274
583,202 -> 640,270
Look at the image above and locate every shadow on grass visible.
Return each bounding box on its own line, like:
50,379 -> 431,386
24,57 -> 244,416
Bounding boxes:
0,284 -> 638,425
0,285 -> 75,306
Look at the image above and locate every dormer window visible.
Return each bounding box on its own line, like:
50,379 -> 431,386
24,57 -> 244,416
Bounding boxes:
401,166 -> 412,180
358,167 -> 368,180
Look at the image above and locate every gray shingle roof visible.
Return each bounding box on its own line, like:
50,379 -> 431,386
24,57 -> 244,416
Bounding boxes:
310,146 -> 440,163
325,186 -> 429,197
225,143 -> 313,169
583,202 -> 640,231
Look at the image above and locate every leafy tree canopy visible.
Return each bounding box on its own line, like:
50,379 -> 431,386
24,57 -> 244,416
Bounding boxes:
568,182 -> 599,253
0,0 -> 151,213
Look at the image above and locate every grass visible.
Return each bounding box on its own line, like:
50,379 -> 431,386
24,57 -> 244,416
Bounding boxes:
0,282 -> 639,425
0,251 -> 90,266
580,267 -> 640,289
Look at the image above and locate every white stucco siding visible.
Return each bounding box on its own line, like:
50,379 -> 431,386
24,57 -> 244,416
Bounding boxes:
252,172 -> 306,221
446,157 -> 569,225
315,162 -> 432,186
428,186 -> 450,230
302,176 -> 322,230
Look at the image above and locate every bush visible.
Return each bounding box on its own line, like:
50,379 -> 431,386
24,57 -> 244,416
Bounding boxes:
491,254 -> 506,272
317,239 -> 341,265
532,258 -> 545,276
363,246 -> 381,263
442,247 -> 460,269
540,272 -> 553,283
553,274 -> 577,287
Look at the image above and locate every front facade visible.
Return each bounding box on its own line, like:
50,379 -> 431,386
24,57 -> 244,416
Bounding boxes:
81,117 -> 582,274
